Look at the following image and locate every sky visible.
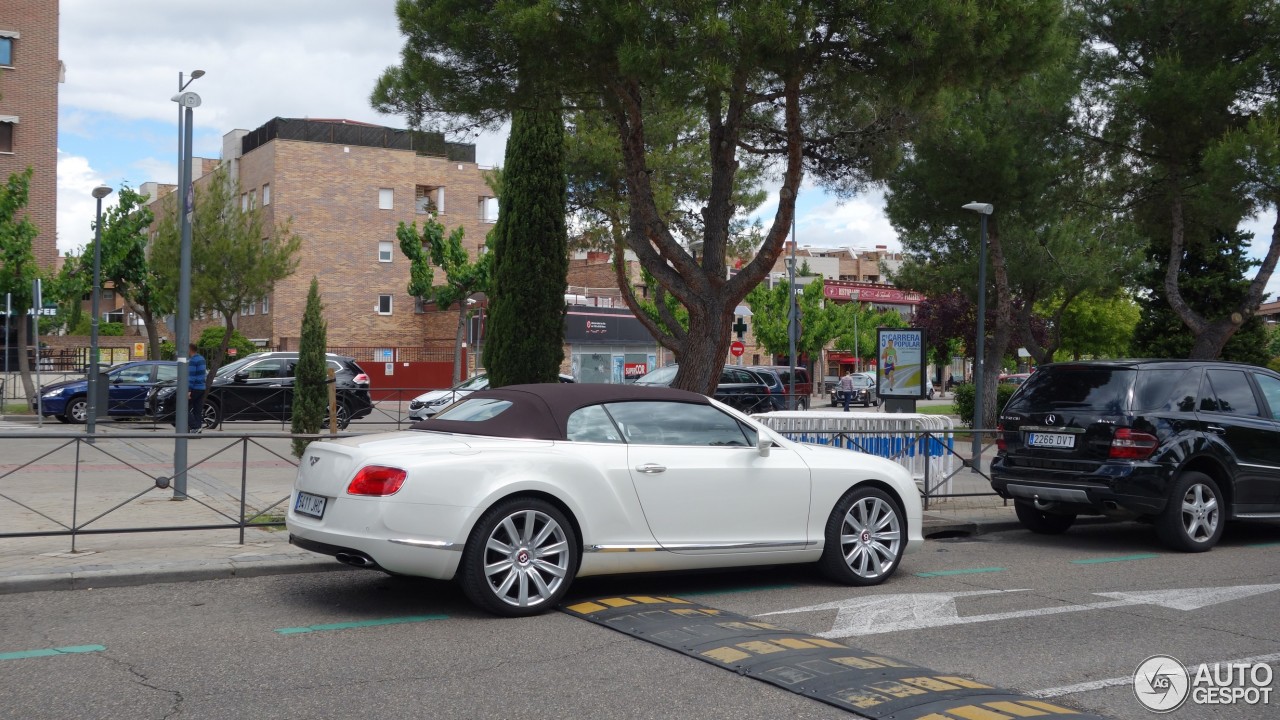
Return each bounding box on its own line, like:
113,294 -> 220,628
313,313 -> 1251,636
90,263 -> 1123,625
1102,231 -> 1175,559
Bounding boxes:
56,0 -> 1278,298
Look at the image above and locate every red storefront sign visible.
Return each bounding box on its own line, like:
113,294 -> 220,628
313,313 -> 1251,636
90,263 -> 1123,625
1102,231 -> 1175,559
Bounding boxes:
823,281 -> 924,305
624,363 -> 648,379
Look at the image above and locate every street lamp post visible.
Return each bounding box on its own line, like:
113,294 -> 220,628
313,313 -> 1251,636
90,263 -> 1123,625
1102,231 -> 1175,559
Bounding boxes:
962,202 -> 993,464
87,185 -> 114,437
172,70 -> 203,500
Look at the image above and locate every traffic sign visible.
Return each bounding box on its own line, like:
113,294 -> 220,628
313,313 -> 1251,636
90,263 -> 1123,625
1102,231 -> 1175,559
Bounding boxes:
730,340 -> 745,357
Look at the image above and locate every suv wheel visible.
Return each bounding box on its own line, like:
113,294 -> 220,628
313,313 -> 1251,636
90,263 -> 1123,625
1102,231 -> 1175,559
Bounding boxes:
1156,471 -> 1223,552
1014,500 -> 1076,535
796,397 -> 808,411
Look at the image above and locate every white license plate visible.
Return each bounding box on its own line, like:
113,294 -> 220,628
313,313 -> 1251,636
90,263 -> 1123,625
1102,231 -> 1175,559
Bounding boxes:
294,491 -> 327,519
1028,432 -> 1075,449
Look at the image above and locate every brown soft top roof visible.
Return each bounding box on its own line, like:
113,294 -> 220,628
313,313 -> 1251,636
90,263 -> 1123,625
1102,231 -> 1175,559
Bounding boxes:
411,383 -> 713,440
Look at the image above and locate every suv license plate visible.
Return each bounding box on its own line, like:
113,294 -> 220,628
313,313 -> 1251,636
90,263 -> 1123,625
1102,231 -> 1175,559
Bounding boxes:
294,492 -> 327,519
1028,432 -> 1075,449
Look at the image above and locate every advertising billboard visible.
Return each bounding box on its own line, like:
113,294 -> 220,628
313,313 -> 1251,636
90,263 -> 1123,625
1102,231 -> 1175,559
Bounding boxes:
876,328 -> 926,399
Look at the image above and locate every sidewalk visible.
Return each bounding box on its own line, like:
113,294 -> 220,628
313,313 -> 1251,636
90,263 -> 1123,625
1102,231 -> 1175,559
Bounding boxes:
0,414 -> 1019,596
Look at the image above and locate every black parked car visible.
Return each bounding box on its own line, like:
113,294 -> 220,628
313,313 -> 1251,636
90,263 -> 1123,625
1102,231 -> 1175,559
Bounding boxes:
991,359 -> 1280,552
633,365 -> 774,413
148,352 -> 373,430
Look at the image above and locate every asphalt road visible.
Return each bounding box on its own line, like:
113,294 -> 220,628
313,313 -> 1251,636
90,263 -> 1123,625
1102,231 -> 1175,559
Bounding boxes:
3,521 -> 1277,719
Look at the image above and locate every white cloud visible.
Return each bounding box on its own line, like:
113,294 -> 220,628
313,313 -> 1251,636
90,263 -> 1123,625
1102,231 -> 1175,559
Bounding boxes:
56,151 -> 116,255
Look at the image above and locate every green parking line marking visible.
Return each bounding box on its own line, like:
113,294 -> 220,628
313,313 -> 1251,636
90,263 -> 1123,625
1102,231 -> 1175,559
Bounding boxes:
915,567 -> 1005,577
275,614 -> 448,635
1072,553 -> 1159,565
1247,542 -> 1280,548
687,583 -> 799,596
0,645 -> 105,661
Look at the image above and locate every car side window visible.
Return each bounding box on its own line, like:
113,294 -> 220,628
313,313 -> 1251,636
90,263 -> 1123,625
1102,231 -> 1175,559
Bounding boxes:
156,365 -> 177,382
565,405 -> 623,443
1201,369 -> 1261,417
244,359 -> 286,380
114,366 -> 152,383
604,401 -> 751,447
1252,373 -> 1280,419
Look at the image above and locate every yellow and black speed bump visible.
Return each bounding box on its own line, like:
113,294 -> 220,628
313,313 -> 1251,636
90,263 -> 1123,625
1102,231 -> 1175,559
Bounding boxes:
562,596 -> 1107,720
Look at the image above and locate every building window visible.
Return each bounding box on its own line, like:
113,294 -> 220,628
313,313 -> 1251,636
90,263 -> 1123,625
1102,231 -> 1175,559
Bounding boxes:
479,196 -> 498,223
0,36 -> 13,67
378,240 -> 394,263
247,301 -> 255,316
416,185 -> 444,214
262,183 -> 270,206
261,296 -> 270,315
377,294 -> 393,315
0,121 -> 13,153
241,193 -> 249,211
378,188 -> 394,210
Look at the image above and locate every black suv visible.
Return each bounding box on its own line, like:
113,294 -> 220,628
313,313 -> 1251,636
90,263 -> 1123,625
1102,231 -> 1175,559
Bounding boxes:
633,365 -> 774,413
991,359 -> 1280,551
148,352 -> 374,430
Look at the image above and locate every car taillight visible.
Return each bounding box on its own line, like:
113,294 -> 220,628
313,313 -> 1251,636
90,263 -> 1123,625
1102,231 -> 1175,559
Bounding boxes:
347,465 -> 407,496
1109,428 -> 1158,460
353,373 -> 370,385
996,424 -> 1006,452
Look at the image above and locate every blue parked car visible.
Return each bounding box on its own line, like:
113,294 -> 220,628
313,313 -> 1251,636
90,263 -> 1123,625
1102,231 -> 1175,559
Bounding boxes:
33,360 -> 178,423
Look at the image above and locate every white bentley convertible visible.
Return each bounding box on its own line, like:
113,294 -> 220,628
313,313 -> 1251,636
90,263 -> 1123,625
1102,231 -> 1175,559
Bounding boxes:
287,383 -> 922,616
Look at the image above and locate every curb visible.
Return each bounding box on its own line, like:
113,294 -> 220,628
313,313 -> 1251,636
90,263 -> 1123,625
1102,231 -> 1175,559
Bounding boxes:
0,557 -> 354,595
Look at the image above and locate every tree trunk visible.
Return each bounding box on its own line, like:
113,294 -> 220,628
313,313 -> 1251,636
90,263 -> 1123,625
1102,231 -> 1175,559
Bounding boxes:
981,218 -> 1015,433
453,303 -> 467,385
672,302 -> 735,396
15,313 -> 34,402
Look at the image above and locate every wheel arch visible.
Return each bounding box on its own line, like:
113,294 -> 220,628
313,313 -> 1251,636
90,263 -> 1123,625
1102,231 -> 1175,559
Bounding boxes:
468,489 -> 585,573
1179,455 -> 1234,511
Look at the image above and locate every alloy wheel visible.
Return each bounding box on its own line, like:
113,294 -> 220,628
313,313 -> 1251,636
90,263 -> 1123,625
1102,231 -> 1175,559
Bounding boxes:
838,495 -> 902,581
1180,482 -> 1219,544
482,509 -> 571,610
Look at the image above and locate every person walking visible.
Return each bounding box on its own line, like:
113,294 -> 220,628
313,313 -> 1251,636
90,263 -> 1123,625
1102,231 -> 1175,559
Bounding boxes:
188,343 -> 207,433
839,370 -> 855,412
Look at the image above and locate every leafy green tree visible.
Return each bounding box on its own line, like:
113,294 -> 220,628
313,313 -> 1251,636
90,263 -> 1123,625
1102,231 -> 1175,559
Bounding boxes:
0,168 -> 41,402
745,278 -> 832,361
397,216 -> 492,385
1080,0 -> 1280,358
482,106 -> 569,387
46,253 -> 88,336
1132,230 -> 1269,365
159,327 -> 257,362
374,0 -> 1063,395
829,304 -> 908,362
1054,291 -> 1140,361
85,186 -> 168,359
152,166 -> 301,371
884,38 -> 1140,430
292,278 -> 328,458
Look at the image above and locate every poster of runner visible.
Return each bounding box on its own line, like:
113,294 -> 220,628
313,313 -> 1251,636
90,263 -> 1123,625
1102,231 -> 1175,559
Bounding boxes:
876,328 -> 926,399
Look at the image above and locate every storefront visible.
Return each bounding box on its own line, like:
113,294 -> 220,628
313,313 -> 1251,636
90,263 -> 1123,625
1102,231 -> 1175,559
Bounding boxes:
564,306 -> 666,383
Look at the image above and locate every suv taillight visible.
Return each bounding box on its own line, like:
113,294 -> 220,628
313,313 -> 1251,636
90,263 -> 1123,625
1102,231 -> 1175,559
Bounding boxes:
996,424 -> 1006,452
1109,428 -> 1158,460
353,373 -> 370,385
347,465 -> 407,496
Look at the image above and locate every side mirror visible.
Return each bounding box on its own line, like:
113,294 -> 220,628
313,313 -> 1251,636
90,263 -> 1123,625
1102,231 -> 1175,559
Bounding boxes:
234,372 -> 249,382
757,431 -> 771,457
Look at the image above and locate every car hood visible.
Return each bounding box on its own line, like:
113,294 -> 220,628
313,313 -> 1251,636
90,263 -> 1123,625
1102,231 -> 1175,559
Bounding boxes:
410,388 -> 468,403
38,378 -> 88,394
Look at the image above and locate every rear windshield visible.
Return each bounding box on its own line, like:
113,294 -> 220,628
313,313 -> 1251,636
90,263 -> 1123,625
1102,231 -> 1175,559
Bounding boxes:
1005,367 -> 1134,414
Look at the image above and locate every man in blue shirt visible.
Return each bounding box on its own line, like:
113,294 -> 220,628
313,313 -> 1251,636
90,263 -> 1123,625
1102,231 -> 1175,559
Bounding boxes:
188,343 -> 207,432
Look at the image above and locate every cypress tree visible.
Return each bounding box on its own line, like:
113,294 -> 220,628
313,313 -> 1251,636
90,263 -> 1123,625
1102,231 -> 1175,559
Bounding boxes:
291,277 -> 328,457
483,105 -> 568,387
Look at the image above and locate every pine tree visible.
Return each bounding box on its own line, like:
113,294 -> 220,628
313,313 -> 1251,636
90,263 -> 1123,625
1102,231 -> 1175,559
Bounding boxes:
291,278 -> 328,458
482,106 -> 568,387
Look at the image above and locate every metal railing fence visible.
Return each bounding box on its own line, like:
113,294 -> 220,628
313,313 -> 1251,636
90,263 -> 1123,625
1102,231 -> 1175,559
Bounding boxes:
0,425 -> 1003,551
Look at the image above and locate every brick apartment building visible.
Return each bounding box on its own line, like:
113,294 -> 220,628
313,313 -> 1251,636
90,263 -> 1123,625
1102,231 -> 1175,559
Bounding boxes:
0,0 -> 60,269
142,118 -> 497,356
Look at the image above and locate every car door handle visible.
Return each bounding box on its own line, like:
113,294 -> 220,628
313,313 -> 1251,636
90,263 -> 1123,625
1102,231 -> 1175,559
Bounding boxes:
635,463 -> 666,474
1206,425 -> 1226,434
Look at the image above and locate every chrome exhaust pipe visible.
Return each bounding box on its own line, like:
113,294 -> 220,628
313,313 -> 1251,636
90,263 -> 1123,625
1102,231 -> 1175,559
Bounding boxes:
335,552 -> 376,568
